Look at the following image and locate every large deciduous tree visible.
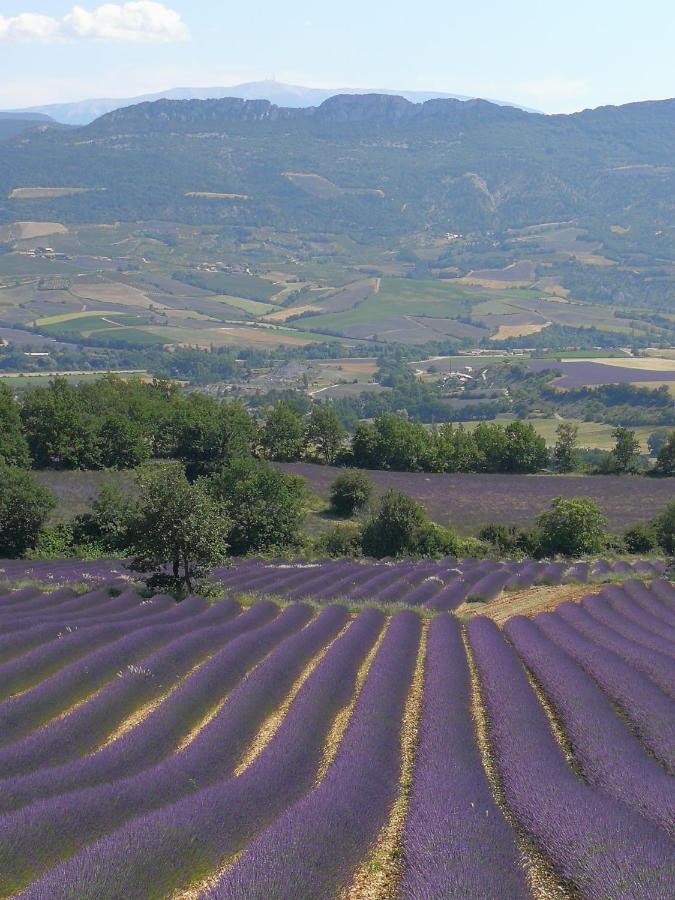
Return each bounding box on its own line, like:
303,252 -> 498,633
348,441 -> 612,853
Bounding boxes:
207,457 -> 305,555
306,404 -> 346,464
126,464 -> 230,596
261,401 -> 306,462
553,422 -> 579,473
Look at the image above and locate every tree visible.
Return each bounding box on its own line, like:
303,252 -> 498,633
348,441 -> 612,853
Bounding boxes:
261,401 -> 305,462
98,414 -> 150,469
553,422 -> 579,473
350,422 -> 379,469
20,378 -> 99,469
647,429 -> 671,457
174,396 -> 257,478
654,502 -> 675,555
329,471 -> 373,516
536,496 -> 607,557
0,466 -> 55,557
609,427 -> 641,474
306,404 -> 346,464
654,431 -> 675,476
126,464 -> 230,595
0,383 -> 30,468
208,457 -> 305,555
73,484 -> 135,553
501,422 -> 549,474
361,489 -> 456,558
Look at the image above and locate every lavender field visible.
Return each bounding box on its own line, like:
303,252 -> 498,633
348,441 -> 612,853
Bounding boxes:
278,462 -> 675,533
1,555 -> 665,610
0,571 -> 673,898
528,359 -> 675,387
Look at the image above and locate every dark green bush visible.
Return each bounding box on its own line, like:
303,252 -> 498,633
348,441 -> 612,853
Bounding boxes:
329,471 -> 373,517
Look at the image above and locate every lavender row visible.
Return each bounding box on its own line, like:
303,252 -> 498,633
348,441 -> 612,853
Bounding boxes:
0,604 -> 340,893
505,616 -> 675,835
0,585 -> 143,626
400,615 -> 528,899
207,611 -> 421,899
0,598 -> 266,783
0,590 -> 180,634
621,580 -> 675,625
18,607 -> 386,899
467,617 -> 674,899
535,611 -> 675,772
0,592 -> 173,666
556,602 -> 675,699
0,598 -> 240,747
0,601 -> 178,700
583,588 -> 675,656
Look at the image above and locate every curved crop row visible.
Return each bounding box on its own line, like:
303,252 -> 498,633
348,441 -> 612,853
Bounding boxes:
400,615 -> 528,899
505,615 -> 675,835
0,599 -> 268,784
536,611 -> 675,772
0,598 -> 241,747
556,602 -> 675,698
17,607 -> 387,899
0,603 -> 341,892
467,617 -> 674,899
206,611 -> 421,899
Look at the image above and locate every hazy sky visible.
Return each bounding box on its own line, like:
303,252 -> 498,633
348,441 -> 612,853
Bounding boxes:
1,1 -> 673,112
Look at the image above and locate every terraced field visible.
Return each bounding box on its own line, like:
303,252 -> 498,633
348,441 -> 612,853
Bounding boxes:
0,559 -> 672,899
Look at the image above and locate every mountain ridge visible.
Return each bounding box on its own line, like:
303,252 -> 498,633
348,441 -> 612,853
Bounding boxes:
1,93 -> 673,244
3,79 -> 539,125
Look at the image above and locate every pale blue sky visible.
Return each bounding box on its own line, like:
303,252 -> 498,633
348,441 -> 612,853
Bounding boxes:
1,0 -> 673,112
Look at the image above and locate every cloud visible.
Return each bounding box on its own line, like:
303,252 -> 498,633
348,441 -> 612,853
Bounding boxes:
0,2 -> 189,43
0,13 -> 61,41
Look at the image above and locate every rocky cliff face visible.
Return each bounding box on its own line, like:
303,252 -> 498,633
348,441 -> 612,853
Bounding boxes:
89,92 -> 530,133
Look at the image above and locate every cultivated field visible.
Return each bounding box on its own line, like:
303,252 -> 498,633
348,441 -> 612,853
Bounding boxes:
0,565 -> 672,898
279,463 -> 675,533
529,358 -> 675,387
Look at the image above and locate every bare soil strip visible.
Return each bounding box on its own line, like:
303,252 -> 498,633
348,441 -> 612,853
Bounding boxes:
340,624 -> 427,900
462,629 -> 574,900
95,653 -> 218,752
233,620 -> 353,775
314,621 -> 388,785
456,583 -> 605,626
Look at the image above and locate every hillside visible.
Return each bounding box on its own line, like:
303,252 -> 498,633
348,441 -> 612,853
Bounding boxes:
1,94 -> 674,242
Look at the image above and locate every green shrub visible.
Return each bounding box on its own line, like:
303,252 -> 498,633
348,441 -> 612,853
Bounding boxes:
536,496 -> 607,557
654,502 -> 675,555
623,522 -> 659,554
360,489 -> 457,558
318,523 -> 363,558
329,471 -> 373,517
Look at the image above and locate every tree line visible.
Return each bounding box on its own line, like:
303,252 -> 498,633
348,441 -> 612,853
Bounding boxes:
2,376 -> 675,478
